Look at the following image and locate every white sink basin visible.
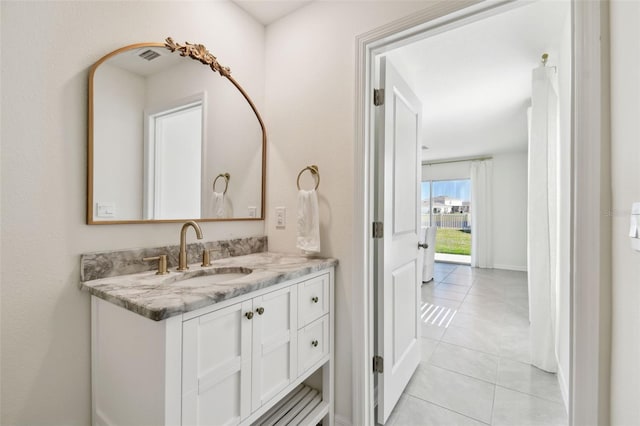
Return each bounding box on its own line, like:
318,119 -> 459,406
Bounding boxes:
171,267 -> 252,286
177,273 -> 249,285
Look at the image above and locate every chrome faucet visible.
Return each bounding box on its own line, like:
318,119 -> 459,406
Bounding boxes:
177,221 -> 203,271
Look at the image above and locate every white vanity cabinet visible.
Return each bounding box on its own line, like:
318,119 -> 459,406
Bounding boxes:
91,268 -> 334,426
181,285 -> 298,425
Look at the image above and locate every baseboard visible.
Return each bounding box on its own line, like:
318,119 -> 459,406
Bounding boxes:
335,413 -> 352,426
557,362 -> 569,414
492,264 -> 527,272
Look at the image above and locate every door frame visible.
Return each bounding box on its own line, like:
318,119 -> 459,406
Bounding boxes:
352,1 -> 610,425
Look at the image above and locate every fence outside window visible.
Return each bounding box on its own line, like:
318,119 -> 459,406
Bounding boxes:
421,213 -> 470,230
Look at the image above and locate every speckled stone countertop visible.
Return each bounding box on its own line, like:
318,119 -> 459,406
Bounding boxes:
80,252 -> 337,321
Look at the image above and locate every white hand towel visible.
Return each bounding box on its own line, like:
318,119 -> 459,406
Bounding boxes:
296,189 -> 320,254
213,192 -> 225,218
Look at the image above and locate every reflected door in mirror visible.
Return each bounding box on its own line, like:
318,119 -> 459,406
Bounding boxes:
145,100 -> 203,220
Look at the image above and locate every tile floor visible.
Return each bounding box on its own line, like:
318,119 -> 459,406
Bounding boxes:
386,262 -> 568,426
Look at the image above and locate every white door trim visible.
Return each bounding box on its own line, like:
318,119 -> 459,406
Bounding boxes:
352,1 -> 610,425
571,1 -> 611,424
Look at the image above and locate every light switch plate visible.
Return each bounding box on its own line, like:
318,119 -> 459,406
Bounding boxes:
248,206 -> 257,218
275,207 -> 286,228
96,202 -> 115,218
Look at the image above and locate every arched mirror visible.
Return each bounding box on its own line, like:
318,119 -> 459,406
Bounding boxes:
87,38 -> 266,224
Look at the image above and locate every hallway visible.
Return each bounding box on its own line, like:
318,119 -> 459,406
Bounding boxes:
387,263 -> 567,425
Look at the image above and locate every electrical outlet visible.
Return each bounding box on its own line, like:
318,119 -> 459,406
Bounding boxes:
248,206 -> 257,218
275,207 -> 286,228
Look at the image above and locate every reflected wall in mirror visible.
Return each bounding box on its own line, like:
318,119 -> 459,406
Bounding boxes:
88,39 -> 265,224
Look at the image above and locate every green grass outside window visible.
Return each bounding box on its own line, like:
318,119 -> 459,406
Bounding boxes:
435,228 -> 471,256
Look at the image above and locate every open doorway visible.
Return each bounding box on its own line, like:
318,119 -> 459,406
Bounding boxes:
422,178 -> 472,264
370,1 -> 571,424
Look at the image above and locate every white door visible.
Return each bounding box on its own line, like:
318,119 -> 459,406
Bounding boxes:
145,101 -> 203,220
375,57 -> 422,424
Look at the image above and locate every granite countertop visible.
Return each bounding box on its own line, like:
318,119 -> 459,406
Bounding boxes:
80,252 -> 337,321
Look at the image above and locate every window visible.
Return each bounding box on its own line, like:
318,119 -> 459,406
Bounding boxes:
421,179 -> 471,257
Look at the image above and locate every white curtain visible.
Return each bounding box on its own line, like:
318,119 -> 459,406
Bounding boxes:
527,65 -> 559,373
470,160 -> 493,268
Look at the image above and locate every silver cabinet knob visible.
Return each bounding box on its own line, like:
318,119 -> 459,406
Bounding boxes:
418,242 -> 429,249
245,311 -> 254,320
256,307 -> 265,315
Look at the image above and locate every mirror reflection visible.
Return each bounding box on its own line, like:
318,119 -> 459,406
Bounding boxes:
88,41 -> 265,223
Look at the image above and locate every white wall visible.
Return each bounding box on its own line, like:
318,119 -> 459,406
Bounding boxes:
422,161 -> 471,182
0,2 -> 265,424
609,1 -> 640,423
264,2 -> 443,422
93,63 -> 146,220
422,152 -> 528,271
491,152 -> 528,271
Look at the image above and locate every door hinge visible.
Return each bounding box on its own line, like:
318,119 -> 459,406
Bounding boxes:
373,88 -> 385,106
373,355 -> 384,373
372,222 -> 384,239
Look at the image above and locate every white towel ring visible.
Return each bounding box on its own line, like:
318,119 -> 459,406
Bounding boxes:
297,165 -> 320,191
213,173 -> 230,194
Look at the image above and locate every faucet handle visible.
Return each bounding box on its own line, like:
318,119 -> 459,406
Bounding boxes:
201,249 -> 212,267
143,255 -> 169,275
202,249 -> 222,267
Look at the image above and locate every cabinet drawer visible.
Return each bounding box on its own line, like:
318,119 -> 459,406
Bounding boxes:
297,274 -> 329,328
297,315 -> 329,375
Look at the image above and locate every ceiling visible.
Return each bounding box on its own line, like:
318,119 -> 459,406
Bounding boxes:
231,0 -> 570,162
231,0 -> 313,25
108,46 -> 184,77
385,1 -> 570,162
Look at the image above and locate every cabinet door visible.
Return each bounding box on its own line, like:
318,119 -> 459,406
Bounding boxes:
182,300 -> 253,426
251,285 -> 298,411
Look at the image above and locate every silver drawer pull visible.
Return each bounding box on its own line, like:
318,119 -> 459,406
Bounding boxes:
245,311 -> 254,320
256,307 -> 265,315
311,340 -> 319,347
311,296 -> 319,303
